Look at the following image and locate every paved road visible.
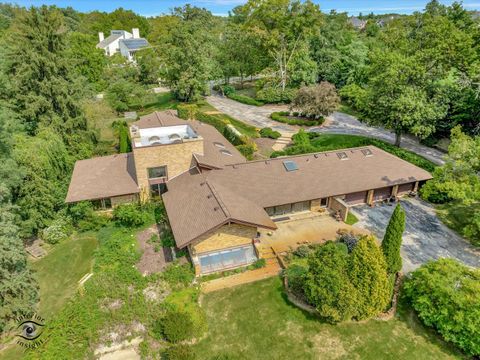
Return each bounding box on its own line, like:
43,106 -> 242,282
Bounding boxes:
206,95 -> 445,165
351,198 -> 480,273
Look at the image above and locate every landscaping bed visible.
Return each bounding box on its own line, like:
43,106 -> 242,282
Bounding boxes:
271,111 -> 324,126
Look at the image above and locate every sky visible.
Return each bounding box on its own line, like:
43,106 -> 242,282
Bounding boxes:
9,0 -> 480,17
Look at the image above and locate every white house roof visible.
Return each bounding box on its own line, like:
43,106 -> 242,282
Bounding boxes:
97,33 -> 122,48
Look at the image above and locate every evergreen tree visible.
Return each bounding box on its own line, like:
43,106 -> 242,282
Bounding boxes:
349,236 -> 390,319
381,204 -> 406,274
0,185 -> 38,332
5,6 -> 91,151
118,124 -> 131,153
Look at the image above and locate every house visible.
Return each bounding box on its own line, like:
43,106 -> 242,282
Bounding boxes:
348,16 -> 367,30
66,110 -> 432,276
96,28 -> 149,61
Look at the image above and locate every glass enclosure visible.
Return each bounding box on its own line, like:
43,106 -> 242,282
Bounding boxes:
199,245 -> 257,274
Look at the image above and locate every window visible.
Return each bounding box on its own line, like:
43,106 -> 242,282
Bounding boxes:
148,166 -> 167,179
150,183 -> 167,197
320,198 -> 328,207
92,198 -> 112,210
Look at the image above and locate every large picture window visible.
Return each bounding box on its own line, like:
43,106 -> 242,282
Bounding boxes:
148,166 -> 167,179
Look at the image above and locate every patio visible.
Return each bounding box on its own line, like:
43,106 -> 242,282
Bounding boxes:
257,211 -> 369,254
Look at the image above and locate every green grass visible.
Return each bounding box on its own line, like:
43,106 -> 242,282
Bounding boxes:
345,212 -> 359,225
30,234 -> 98,319
193,277 -> 463,359
136,92 -> 178,116
236,87 -> 257,99
436,201 -> 480,245
339,102 -> 363,118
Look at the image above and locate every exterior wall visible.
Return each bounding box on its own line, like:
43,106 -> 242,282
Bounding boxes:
132,139 -> 204,201
329,197 -> 349,222
310,199 -> 321,212
111,194 -> 138,207
191,223 -> 256,255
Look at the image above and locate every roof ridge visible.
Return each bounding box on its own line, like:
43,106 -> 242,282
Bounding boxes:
205,181 -> 231,218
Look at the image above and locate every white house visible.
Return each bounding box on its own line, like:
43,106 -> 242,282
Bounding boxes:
96,28 -> 149,61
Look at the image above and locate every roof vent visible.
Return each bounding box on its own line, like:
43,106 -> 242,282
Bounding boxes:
283,160 -> 299,172
361,148 -> 373,157
200,182 -> 206,186
220,149 -> 233,156
207,194 -> 212,199
314,154 -> 319,158
213,206 -> 219,211
337,152 -> 349,160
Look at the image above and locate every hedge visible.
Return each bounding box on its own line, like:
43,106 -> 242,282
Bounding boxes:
271,111 -> 324,126
256,87 -> 297,103
259,127 -> 281,139
227,93 -> 264,106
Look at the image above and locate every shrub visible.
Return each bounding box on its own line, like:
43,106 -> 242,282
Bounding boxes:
291,82 -> 340,118
221,85 -> 235,96
270,111 -> 324,126
251,258 -> 266,269
285,264 -> 308,297
223,124 -> 246,146
112,203 -> 146,227
161,309 -> 195,343
338,232 -> 360,253
381,204 -> 405,274
236,142 -> 257,160
164,344 -> 196,360
339,83 -> 367,110
69,201 -> 110,231
403,259 -> 480,356
259,127 -> 281,139
349,236 -> 390,319
161,229 -> 176,247
256,87 -> 297,104
196,112 -> 228,134
293,245 -> 311,258
304,242 -> 357,323
41,216 -> 73,244
177,103 -> 198,120
227,93 -> 264,106
162,262 -> 195,289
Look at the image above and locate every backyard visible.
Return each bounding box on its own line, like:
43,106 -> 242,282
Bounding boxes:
193,277 -> 463,359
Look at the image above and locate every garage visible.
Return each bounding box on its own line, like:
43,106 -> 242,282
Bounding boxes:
345,191 -> 368,205
398,182 -> 414,196
373,187 -> 392,202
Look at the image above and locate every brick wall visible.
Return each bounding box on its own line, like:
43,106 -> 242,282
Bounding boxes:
329,196 -> 349,222
132,139 -> 203,201
111,194 -> 138,207
191,223 -> 256,255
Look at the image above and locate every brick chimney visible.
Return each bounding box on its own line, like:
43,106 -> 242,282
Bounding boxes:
98,32 -> 104,42
132,28 -> 140,39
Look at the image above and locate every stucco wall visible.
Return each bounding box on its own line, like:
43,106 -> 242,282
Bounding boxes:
132,139 -> 203,201
191,223 -> 256,255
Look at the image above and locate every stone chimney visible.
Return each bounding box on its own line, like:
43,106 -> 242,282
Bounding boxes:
132,28 -> 140,39
98,32 -> 104,42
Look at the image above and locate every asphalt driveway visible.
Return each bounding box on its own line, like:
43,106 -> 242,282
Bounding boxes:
352,198 -> 480,273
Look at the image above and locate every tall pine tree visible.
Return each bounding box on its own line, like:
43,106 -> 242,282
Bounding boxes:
381,204 -> 406,274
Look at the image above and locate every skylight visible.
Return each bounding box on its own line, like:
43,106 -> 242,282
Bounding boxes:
214,142 -> 225,148
220,149 -> 233,156
283,160 -> 298,172
337,152 -> 348,160
361,148 -> 373,157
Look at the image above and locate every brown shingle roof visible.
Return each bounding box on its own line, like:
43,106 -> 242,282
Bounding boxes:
65,153 -> 139,203
162,169 -> 276,249
163,146 -> 432,248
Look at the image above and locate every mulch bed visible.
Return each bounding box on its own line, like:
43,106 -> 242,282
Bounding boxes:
136,224 -> 174,276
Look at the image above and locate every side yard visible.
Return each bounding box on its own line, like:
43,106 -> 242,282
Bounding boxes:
193,277 -> 463,359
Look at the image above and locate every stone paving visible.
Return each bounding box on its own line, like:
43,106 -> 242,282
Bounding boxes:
352,198 -> 480,273
206,94 -> 446,165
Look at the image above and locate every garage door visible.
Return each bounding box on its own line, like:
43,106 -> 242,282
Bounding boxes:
398,183 -> 414,195
373,187 -> 392,202
345,191 -> 368,205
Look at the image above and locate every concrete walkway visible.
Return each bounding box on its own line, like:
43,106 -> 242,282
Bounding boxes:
201,258 -> 281,293
206,94 -> 445,165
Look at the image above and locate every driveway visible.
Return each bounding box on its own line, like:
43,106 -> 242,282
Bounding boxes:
206,95 -> 445,165
351,198 -> 480,273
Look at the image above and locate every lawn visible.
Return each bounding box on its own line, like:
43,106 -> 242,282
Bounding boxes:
436,201 -> 480,246
30,234 -> 98,319
193,277 -> 463,359
345,211 -> 359,225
